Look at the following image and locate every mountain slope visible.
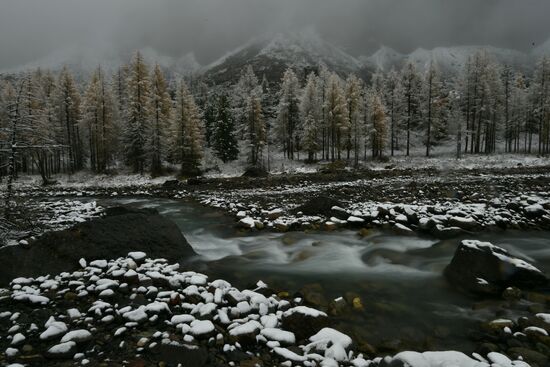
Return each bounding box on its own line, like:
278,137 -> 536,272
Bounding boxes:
203,28 -> 362,84
0,46 -> 201,78
362,45 -> 533,74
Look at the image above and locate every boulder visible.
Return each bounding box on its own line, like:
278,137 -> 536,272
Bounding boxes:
0,207 -> 195,286
281,306 -> 329,341
293,196 -> 345,218
444,240 -> 548,295
162,179 -> 185,189
152,343 -> 208,367
242,166 -> 269,178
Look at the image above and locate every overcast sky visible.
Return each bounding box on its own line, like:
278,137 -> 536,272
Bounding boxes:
1,0 -> 550,69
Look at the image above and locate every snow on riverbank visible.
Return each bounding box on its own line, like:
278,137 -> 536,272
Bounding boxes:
0,253 -> 532,366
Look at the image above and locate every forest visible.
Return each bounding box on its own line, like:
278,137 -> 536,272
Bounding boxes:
1,51 -> 549,189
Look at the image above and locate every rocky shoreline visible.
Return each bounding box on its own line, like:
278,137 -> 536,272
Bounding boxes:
0,251 -> 544,367
6,166 -> 550,241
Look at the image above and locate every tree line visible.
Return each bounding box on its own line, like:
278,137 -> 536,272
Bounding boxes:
1,50 -> 550,193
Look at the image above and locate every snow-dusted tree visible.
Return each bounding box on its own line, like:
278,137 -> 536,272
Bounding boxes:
3,73 -> 57,213
300,73 -> 321,162
401,62 -> 422,156
370,70 -> 386,95
123,52 -> 151,174
233,65 -> 266,167
345,74 -> 364,166
114,65 -> 128,117
245,93 -> 266,167
81,67 -> 118,173
56,67 -> 82,172
317,63 -> 332,160
385,68 -> 403,156
366,89 -> 387,158
212,93 -> 239,163
511,73 -> 528,153
148,64 -> 172,175
462,52 -> 503,154
446,90 -> 463,159
324,73 -> 349,161
532,56 -> 550,155
422,61 -> 443,157
502,65 -> 514,152
233,65 -> 261,138
172,80 -> 204,175
276,68 -> 301,160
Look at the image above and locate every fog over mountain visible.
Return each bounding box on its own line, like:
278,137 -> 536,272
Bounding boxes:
1,0 -> 550,72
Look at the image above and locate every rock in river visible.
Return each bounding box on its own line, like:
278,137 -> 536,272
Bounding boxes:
444,240 -> 548,295
0,206 -> 196,286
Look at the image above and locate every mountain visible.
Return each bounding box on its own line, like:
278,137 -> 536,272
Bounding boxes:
533,38 -> 550,59
0,45 -> 201,79
359,46 -> 404,72
203,28 -> 365,85
362,45 -> 534,74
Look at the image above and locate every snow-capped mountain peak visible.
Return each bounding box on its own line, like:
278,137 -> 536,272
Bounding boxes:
203,28 -> 362,84
360,46 -> 404,72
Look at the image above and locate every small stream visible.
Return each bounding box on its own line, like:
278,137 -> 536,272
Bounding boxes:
98,197 -> 550,353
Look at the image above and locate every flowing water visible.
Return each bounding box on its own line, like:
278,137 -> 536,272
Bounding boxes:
98,197 -> 550,353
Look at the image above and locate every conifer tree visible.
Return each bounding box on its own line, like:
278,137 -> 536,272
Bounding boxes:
123,52 -> 151,174
56,67 -> 82,172
423,62 -> 442,157
401,62 -> 422,156
245,93 -> 266,167
385,68 -> 403,156
276,68 -> 301,160
324,73 -> 349,161
172,80 -> 204,175
345,74 -> 364,166
366,89 -> 388,158
300,73 -> 321,162
532,57 -> 550,154
149,64 -> 172,175
82,67 -> 117,173
212,94 -> 239,163
234,65 -> 266,167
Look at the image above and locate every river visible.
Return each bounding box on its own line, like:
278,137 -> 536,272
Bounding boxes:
97,197 -> 550,354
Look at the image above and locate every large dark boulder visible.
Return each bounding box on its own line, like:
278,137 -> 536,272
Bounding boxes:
281,307 -> 329,341
242,166 -> 269,178
293,196 -> 345,218
0,206 -> 195,286
444,240 -> 548,295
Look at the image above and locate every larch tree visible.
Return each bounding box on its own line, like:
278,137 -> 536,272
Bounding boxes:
317,63 -> 332,160
3,74 -> 56,212
233,65 -> 261,139
123,52 -> 151,174
422,61 -> 442,157
212,93 -> 239,163
56,67 -> 82,172
300,73 -> 321,162
324,73 -> 349,161
233,65 -> 266,167
511,73 -> 528,153
81,67 -> 117,173
401,62 -> 422,156
385,68 -> 403,156
276,68 -> 301,160
367,89 -> 388,159
149,64 -> 172,175
172,80 -> 204,175
502,65 -> 514,152
245,93 -> 266,168
345,74 -> 364,166
532,57 -> 550,155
